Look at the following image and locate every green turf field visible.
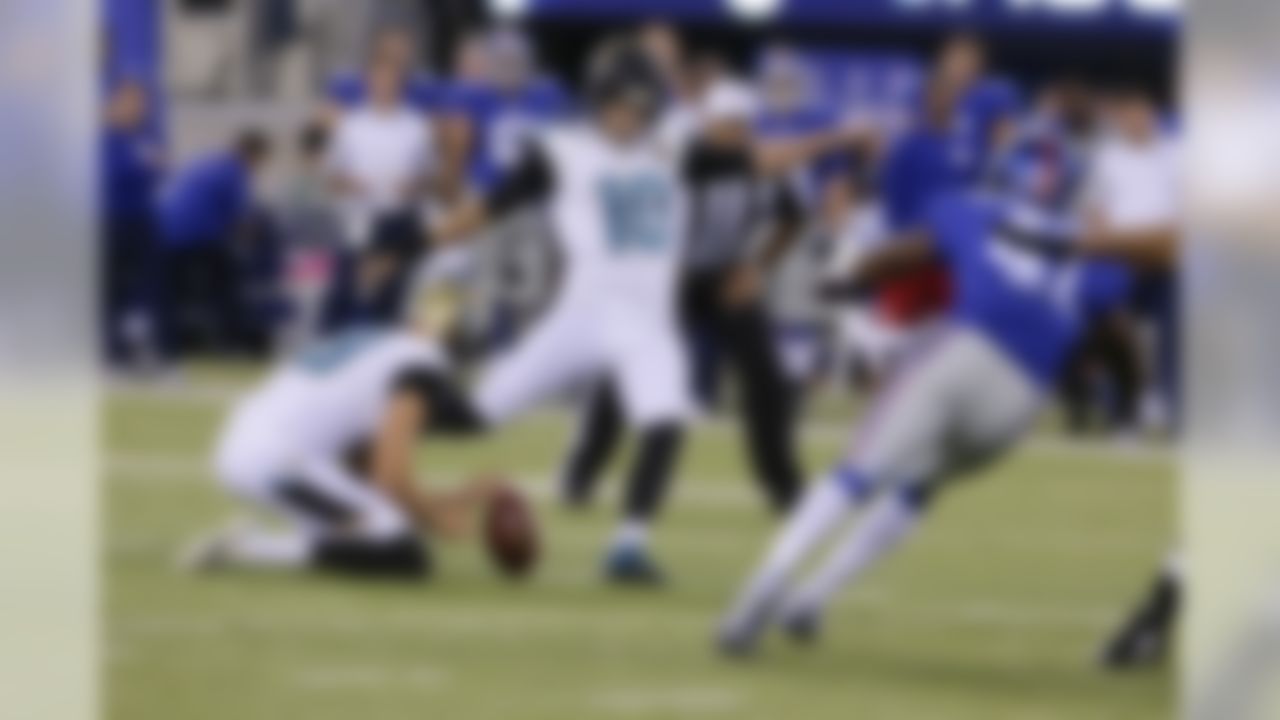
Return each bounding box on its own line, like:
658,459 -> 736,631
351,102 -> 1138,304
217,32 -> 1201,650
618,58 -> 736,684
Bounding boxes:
106,368 -> 1173,720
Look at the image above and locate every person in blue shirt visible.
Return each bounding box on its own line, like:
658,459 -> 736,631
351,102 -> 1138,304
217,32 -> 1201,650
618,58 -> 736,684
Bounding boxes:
441,28 -> 571,191
754,46 -> 845,206
321,27 -> 447,119
873,77 -> 966,333
933,33 -> 1022,185
102,79 -> 164,366
881,78 -> 964,232
158,129 -> 272,356
718,131 -> 1135,657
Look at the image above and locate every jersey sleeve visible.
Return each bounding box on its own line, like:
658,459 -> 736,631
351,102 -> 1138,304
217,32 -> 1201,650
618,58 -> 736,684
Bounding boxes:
922,192 -> 968,258
391,366 -> 483,435
484,140 -> 556,218
681,140 -> 754,183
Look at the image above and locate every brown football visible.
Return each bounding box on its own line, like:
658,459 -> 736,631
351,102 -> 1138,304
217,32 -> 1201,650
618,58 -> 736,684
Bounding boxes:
483,481 -> 539,579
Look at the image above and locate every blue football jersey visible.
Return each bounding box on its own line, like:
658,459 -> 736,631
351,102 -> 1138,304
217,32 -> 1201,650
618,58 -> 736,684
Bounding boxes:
928,193 -> 1131,386
882,125 -> 963,232
947,78 -> 1021,184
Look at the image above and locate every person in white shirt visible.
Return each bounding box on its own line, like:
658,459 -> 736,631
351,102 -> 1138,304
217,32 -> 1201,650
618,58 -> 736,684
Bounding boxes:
1086,91 -> 1179,235
320,58 -> 435,332
817,166 -> 904,385
433,39 -> 691,585
327,59 -> 434,250
1084,88 -> 1181,433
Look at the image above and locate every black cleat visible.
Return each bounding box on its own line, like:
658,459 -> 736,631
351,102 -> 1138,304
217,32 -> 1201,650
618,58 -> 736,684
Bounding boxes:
1100,621 -> 1168,669
780,606 -> 822,646
1100,574 -> 1179,670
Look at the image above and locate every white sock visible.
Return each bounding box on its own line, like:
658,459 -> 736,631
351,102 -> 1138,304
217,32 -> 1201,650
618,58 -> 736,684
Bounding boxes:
722,479 -> 857,630
612,519 -> 650,553
226,529 -> 312,569
784,493 -> 921,617
1162,547 -> 1184,581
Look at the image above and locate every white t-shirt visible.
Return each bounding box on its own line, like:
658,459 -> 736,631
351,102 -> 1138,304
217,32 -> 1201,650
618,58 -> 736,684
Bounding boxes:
1086,133 -> 1180,231
234,329 -> 447,460
328,104 -> 434,247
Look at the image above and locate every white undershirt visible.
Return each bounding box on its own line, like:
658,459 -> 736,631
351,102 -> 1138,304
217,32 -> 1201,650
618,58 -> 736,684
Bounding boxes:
327,104 -> 433,248
1086,133 -> 1180,232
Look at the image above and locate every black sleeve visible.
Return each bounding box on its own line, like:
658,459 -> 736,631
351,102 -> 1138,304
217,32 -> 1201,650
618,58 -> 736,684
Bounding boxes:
771,178 -> 804,228
485,142 -> 555,218
682,139 -> 754,184
392,367 -> 486,436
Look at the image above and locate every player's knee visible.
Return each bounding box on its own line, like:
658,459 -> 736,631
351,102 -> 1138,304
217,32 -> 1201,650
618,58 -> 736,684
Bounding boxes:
212,440 -> 270,500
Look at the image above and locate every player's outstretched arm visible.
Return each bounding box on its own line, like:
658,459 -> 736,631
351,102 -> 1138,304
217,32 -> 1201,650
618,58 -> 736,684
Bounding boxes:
1078,226 -> 1178,270
995,220 -> 1177,271
753,123 -> 878,178
370,389 -> 485,540
431,142 -> 555,247
720,164 -> 807,307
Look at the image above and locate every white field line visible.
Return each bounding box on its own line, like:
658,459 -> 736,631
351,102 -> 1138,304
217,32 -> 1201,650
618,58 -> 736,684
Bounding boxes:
104,453 -> 770,506
289,664 -> 450,692
105,447 -> 1165,558
589,687 -> 742,716
109,380 -> 1173,467
114,586 -> 1115,644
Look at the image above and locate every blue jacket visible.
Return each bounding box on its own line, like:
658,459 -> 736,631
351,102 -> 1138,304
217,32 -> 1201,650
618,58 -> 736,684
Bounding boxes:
159,152 -> 250,248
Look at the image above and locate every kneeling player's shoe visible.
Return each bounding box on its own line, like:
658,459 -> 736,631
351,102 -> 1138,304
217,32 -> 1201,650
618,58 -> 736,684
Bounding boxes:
780,605 -> 823,646
604,546 -> 666,587
178,518 -> 249,573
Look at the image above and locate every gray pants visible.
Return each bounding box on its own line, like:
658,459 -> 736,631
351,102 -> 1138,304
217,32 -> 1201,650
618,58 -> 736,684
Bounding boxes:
844,325 -> 1042,491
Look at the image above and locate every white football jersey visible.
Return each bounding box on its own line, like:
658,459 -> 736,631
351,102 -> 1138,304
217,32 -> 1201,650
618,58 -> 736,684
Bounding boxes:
231,329 -> 447,460
538,124 -> 688,321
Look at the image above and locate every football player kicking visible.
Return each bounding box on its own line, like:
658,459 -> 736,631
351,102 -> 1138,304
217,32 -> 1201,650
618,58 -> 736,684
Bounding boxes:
429,39 -> 693,585
717,132 -> 1141,655
185,289 -> 494,580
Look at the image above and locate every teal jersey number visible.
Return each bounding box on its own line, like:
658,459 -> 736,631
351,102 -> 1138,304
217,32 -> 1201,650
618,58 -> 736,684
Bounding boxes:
294,327 -> 384,375
599,173 -> 674,254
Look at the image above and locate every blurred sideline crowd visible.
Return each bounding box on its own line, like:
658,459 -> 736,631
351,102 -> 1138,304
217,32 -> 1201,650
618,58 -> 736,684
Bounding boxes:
101,21 -> 1180,439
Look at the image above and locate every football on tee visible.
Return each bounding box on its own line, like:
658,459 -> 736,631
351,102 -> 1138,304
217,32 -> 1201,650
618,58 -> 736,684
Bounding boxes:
483,480 -> 539,579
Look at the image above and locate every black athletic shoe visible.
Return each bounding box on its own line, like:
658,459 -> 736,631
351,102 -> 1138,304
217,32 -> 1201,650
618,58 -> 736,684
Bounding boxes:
780,606 -> 822,646
560,485 -> 594,512
1100,575 -> 1179,670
